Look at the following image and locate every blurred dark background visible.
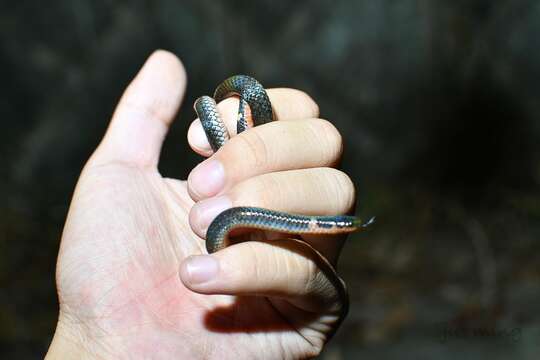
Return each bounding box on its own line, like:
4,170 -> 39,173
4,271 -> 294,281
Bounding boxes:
1,0 -> 540,358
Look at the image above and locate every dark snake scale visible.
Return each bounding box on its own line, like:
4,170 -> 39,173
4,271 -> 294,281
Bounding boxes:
194,75 -> 374,253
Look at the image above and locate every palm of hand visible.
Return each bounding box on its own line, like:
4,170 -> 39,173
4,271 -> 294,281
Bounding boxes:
57,163 -> 323,359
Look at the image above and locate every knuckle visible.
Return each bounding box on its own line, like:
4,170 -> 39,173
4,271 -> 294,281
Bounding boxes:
119,96 -> 171,126
256,243 -> 283,284
265,240 -> 321,294
257,174 -> 285,207
244,242 -> 267,281
302,255 -> 322,293
326,169 -> 356,213
230,174 -> 283,208
291,89 -> 320,118
230,129 -> 270,169
309,119 -> 343,163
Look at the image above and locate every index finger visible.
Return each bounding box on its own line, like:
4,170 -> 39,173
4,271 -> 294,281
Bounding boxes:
188,88 -> 319,156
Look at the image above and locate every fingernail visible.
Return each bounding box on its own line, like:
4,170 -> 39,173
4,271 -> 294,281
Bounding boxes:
190,196 -> 232,236
188,160 -> 225,198
189,121 -> 212,152
184,255 -> 219,285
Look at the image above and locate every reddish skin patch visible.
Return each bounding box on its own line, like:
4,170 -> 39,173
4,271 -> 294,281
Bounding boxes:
244,105 -> 254,128
54,142 -> 345,358
68,251 -> 211,358
317,226 -> 358,235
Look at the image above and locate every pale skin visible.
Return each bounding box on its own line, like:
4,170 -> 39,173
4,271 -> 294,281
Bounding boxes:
46,50 -> 357,359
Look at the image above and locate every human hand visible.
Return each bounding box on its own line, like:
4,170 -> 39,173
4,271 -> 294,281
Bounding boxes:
47,50 -> 356,359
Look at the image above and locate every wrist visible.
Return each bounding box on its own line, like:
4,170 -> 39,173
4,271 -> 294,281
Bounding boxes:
46,313 -> 100,360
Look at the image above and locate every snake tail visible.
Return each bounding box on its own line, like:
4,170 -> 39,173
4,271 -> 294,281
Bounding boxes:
206,207 -> 373,254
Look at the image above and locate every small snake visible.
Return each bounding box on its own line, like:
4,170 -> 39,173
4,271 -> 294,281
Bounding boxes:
194,75 -> 373,253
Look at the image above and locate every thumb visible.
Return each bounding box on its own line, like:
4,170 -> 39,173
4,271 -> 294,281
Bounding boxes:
90,50 -> 187,168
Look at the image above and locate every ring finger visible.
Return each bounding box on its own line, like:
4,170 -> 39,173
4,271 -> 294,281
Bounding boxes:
189,167 -> 356,263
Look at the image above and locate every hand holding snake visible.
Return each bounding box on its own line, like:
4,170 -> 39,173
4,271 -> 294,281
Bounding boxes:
49,51 -> 368,359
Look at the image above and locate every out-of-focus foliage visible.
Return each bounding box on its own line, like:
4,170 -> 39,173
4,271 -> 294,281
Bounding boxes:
1,0 -> 539,358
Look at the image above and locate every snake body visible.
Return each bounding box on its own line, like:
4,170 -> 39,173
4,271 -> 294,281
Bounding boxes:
194,76 -> 273,151
194,75 -> 373,254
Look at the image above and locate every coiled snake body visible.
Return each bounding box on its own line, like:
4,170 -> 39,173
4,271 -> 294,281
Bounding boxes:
194,75 -> 373,253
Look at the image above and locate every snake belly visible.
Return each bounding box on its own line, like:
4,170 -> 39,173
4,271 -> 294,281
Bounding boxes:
194,75 -> 372,254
